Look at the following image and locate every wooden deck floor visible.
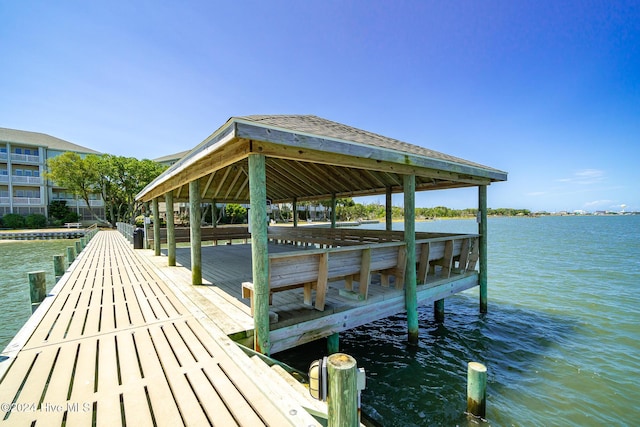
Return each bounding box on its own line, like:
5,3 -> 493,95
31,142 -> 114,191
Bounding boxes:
142,241 -> 479,353
0,231 -> 322,426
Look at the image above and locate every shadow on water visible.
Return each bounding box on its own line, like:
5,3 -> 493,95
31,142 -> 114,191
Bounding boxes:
275,293 -> 578,427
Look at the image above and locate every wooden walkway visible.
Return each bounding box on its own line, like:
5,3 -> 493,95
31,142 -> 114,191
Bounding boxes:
0,231 -> 322,426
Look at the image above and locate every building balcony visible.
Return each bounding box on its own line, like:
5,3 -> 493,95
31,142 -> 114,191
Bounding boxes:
0,197 -> 9,205
52,198 -> 104,207
12,197 -> 43,206
10,153 -> 41,164
0,175 -> 8,183
0,153 -> 7,161
11,175 -> 43,185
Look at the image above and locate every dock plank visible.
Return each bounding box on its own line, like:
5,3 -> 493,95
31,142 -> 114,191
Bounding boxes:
0,230 -> 315,427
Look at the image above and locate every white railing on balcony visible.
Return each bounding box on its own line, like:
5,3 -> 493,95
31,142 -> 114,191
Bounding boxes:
53,198 -> 104,207
0,197 -> 9,204
0,175 -> 8,183
12,197 -> 42,205
0,153 -> 7,161
10,153 -> 41,164
11,175 -> 43,185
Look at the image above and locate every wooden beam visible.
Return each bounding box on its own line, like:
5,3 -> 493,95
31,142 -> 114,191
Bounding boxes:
166,191 -> 176,266
330,194 -> 337,228
152,197 -> 161,256
249,153 -> 271,355
201,171 -> 216,198
190,180 -> 202,285
385,186 -> 392,231
404,174 -> 418,345
292,198 -> 298,227
478,185 -> 488,313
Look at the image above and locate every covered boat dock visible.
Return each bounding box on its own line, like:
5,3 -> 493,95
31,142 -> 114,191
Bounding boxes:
136,115 -> 507,355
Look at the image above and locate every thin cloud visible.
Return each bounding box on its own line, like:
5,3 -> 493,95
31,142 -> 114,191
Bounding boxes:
556,169 -> 606,185
584,199 -> 613,207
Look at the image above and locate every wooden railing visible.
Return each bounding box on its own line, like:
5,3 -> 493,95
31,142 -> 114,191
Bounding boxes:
148,226 -> 251,245
268,226 -> 461,247
243,228 -> 480,314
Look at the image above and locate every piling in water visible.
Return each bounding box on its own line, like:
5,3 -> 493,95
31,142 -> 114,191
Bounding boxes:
29,271 -> 46,313
328,353 -> 358,427
53,255 -> 66,282
67,246 -> 76,264
467,361 -> 487,418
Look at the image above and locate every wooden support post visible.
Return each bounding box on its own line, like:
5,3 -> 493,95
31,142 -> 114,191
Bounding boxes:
75,240 -> 82,255
327,333 -> 339,355
478,185 -> 488,313
293,197 -> 298,227
29,271 -> 46,313
144,202 -> 150,249
328,353 -> 358,427
152,197 -> 161,256
434,299 -> 445,322
166,191 -> 176,266
67,246 -> 76,264
404,174 -> 418,344
315,252 -> 329,310
467,362 -> 487,418
212,199 -> 217,228
330,194 -> 337,228
417,242 -> 430,284
249,153 -> 270,355
359,248 -> 372,299
53,255 -> 65,282
189,180 -> 202,285
385,185 -> 393,231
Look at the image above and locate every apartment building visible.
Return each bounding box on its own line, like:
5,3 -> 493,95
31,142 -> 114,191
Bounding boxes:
0,127 -> 105,220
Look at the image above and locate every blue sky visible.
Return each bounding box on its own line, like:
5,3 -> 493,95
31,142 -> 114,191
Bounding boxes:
1,1 -> 638,212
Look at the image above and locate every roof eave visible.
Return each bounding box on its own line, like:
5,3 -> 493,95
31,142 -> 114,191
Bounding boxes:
235,121 -> 507,182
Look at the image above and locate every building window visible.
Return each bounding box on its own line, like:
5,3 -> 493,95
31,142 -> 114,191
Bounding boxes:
0,170 -> 7,175
14,148 -> 22,154
15,169 -> 23,176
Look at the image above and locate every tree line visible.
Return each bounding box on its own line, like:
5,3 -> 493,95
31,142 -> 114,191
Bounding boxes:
273,200 -> 532,223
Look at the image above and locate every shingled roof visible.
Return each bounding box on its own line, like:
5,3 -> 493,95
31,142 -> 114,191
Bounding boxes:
0,127 -> 100,154
238,115 -> 500,173
137,114 -> 507,203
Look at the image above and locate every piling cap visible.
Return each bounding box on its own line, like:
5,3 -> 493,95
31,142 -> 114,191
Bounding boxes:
328,353 -> 356,370
468,362 -> 487,372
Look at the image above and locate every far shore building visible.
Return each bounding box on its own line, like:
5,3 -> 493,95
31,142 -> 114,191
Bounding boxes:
0,127 -> 105,220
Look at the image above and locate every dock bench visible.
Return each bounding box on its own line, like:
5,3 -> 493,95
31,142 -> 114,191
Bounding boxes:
242,242 -> 407,314
64,222 -> 82,228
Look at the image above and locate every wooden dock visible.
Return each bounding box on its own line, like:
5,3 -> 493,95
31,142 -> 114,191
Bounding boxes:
140,229 -> 480,354
0,230 -> 324,426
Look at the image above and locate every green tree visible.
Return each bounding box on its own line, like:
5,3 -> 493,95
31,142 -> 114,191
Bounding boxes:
225,204 -> 247,224
48,153 -> 166,226
46,152 -> 103,222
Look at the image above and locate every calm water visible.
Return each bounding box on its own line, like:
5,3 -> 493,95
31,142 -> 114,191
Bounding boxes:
0,239 -> 78,350
1,218 -> 639,426
277,216 -> 640,426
